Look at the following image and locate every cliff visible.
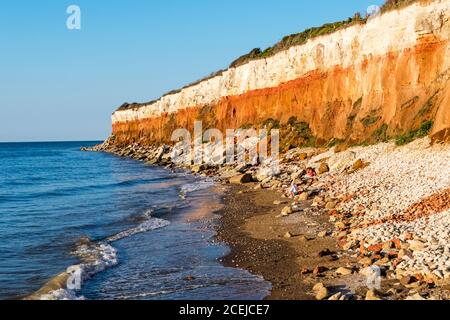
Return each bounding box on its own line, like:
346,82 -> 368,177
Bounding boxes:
111,0 -> 450,146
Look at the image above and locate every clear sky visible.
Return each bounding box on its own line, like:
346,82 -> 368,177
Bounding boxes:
0,0 -> 384,142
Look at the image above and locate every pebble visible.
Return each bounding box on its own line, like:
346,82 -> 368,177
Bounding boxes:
313,283 -> 329,300
336,267 -> 353,276
284,232 -> 293,238
328,292 -> 342,300
318,231 -> 328,238
365,289 -> 381,300
281,206 -> 293,216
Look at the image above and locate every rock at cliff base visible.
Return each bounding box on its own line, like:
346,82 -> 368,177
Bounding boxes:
351,159 -> 369,172
318,163 -> 330,175
299,153 -> 308,160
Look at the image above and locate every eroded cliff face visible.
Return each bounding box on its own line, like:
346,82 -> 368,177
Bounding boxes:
111,0 -> 450,146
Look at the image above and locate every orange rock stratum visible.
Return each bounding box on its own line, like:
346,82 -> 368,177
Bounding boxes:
111,0 -> 450,146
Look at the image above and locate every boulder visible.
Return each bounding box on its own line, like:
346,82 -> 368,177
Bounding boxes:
298,192 -> 309,201
325,201 -> 337,210
313,266 -> 328,274
281,206 -> 293,216
334,144 -> 349,153
284,232 -> 293,238
299,153 -> 308,160
229,173 -> 253,184
328,292 -> 343,300
398,249 -> 413,259
318,163 -> 330,175
405,293 -> 426,301
191,164 -> 206,174
336,267 -> 353,276
327,151 -> 356,172
351,159 -> 368,172
365,289 -> 381,300
408,240 -> 426,252
358,257 -> 373,266
318,231 -> 328,238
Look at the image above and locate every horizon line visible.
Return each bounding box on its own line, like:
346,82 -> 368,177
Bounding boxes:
0,139 -> 104,144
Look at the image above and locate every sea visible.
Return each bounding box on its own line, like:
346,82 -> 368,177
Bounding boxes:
0,141 -> 270,300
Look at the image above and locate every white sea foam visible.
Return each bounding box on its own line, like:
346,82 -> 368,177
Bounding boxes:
38,215 -> 170,300
107,217 -> 170,242
181,179 -> 215,194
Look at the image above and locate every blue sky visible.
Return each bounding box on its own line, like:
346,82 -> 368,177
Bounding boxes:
0,0 -> 383,142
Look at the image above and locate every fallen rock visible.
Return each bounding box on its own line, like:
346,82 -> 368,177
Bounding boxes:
358,257 -> 373,266
325,201 -> 337,210
351,159 -> 368,172
298,235 -> 309,242
408,240 -> 425,252
335,222 -> 347,230
229,173 -> 253,184
313,266 -> 328,275
298,192 -> 309,201
300,268 -> 311,275
312,283 -> 329,300
299,153 -> 308,160
405,293 -> 426,301
336,267 -> 353,276
318,231 -> 328,238
400,275 -> 418,286
334,144 -> 348,153
318,249 -> 334,257
284,232 -> 293,238
318,163 -> 330,175
398,249 -> 413,259
328,292 -> 342,300
281,206 -> 293,216
191,164 -> 206,173
365,289 -> 381,301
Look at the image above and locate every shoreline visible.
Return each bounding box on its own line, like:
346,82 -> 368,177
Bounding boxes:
83,137 -> 450,300
215,184 -> 359,300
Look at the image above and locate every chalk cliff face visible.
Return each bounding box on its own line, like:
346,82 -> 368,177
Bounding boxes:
111,0 -> 450,146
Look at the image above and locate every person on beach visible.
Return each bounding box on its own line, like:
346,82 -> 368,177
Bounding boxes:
306,167 -> 317,178
303,167 -> 317,188
288,182 -> 299,198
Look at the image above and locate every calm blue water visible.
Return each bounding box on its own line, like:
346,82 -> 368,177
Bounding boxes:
0,142 -> 270,300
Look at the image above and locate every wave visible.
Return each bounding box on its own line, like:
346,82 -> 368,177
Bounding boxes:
179,179 -> 215,199
28,214 -> 170,300
3,176 -> 178,202
107,217 -> 170,242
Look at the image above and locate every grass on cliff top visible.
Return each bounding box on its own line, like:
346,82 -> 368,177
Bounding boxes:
229,0 -> 427,68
